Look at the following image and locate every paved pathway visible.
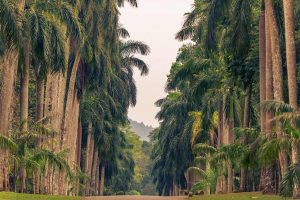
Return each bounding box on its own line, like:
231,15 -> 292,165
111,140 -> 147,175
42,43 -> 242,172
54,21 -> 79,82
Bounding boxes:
82,196 -> 187,200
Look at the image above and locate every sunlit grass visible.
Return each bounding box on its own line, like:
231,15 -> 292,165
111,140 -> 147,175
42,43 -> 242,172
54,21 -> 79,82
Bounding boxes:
190,192 -> 290,200
0,192 -> 80,200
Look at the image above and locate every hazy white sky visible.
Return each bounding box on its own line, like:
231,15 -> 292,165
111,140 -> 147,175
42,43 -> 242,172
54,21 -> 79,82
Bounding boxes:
120,0 -> 193,127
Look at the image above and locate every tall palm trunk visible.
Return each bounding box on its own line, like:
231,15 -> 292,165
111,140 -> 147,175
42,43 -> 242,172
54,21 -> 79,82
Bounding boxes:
20,167 -> 26,193
206,159 -> 211,195
20,43 -> 29,191
216,99 -> 224,193
221,99 -> 228,193
43,74 -> 54,195
226,95 -> 235,193
44,73 -> 68,195
91,150 -> 99,196
36,77 -> 44,122
283,0 -> 297,108
258,10 -> 272,194
34,72 -> 44,194
260,7 -> 276,194
0,47 -> 18,192
85,123 -> 94,196
76,121 -> 83,195
62,51 -> 81,191
283,0 -> 300,198
61,93 -> 80,195
265,0 -> 289,179
227,119 -> 234,193
99,163 -> 105,196
95,164 -> 100,195
240,85 -> 252,192
20,42 -> 30,131
259,11 -> 267,135
55,72 -> 68,196
98,167 -> 101,195
0,1 -> 25,190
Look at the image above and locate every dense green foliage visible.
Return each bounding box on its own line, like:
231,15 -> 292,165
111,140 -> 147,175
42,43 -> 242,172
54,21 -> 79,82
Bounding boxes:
151,0 -> 300,197
104,126 -> 156,195
0,0 -> 150,196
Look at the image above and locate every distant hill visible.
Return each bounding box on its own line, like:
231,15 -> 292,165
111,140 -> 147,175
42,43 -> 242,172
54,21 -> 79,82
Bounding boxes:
129,119 -> 154,141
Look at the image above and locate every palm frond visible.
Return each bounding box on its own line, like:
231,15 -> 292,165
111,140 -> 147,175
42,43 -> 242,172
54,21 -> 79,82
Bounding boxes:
121,40 -> 150,56
262,100 -> 294,114
117,0 -> 138,7
118,26 -> 130,38
187,167 -> 207,178
0,0 -> 19,48
122,57 -> 149,75
0,134 -> 17,152
280,163 -> 300,197
193,143 -> 216,155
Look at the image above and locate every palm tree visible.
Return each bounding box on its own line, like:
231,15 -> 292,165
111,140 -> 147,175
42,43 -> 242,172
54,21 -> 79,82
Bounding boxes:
258,3 -> 275,194
78,17 -> 150,194
0,120 -> 71,193
282,0 -> 299,197
0,1 -> 24,190
23,1 -> 79,194
263,101 -> 300,197
265,0 -> 289,181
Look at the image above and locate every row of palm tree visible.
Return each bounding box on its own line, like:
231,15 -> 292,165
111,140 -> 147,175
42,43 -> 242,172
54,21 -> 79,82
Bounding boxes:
152,0 -> 300,198
0,0 -> 149,196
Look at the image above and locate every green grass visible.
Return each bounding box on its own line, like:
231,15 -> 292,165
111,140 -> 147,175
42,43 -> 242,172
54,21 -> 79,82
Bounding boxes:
0,192 -> 80,200
190,192 -> 291,200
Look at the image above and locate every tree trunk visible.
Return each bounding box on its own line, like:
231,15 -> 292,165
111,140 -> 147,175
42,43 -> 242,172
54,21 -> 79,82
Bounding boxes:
32,171 -> 36,194
221,98 -> 228,193
260,6 -> 276,194
20,167 -> 26,193
227,119 -> 234,193
95,164 -> 100,195
99,163 -> 105,196
240,85 -> 252,192
76,121 -> 82,195
49,73 -> 65,195
283,0 -> 297,108
77,121 -> 83,168
259,11 -> 267,134
291,140 -> 300,198
227,161 -> 233,193
216,99 -> 224,193
20,43 -> 30,192
226,95 -> 235,193
0,0 -> 25,191
85,123 -> 94,196
91,150 -> 99,196
36,77 -> 44,121
206,160 -> 211,195
0,48 -> 18,191
283,0 -> 300,198
265,6 -> 274,137
61,51 -> 80,193
265,0 -> 289,178
98,164 -> 102,196
20,42 -> 30,131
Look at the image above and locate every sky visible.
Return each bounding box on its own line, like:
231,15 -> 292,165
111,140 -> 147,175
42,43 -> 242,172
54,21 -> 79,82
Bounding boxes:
120,0 -> 193,127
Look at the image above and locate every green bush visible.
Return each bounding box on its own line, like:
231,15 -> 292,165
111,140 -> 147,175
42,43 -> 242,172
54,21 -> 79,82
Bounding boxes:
126,190 -> 141,195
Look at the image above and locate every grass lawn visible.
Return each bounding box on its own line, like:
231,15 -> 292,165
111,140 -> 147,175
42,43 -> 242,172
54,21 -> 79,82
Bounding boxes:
190,192 -> 291,200
0,192 -> 80,200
